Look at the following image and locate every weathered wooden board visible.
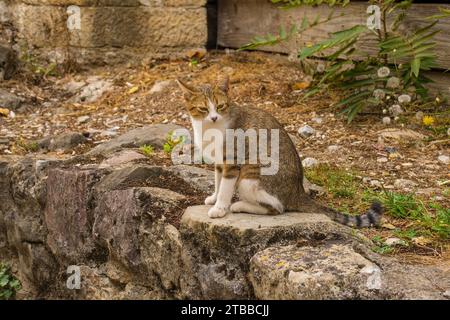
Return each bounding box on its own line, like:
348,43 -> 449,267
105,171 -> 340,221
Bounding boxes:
218,1 -> 450,69
218,0 -> 450,94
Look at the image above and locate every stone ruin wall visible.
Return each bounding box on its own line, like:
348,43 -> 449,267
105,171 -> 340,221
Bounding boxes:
0,0 -> 208,65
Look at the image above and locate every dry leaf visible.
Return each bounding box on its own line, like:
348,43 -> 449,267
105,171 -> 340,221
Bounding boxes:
412,236 -> 432,246
185,48 -> 207,60
292,81 -> 310,90
128,86 -> 139,94
382,223 -> 396,230
0,107 -> 10,117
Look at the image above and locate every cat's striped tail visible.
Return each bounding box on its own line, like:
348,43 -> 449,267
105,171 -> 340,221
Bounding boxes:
322,201 -> 384,228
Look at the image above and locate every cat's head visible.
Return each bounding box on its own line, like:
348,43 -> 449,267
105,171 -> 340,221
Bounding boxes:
176,77 -> 230,123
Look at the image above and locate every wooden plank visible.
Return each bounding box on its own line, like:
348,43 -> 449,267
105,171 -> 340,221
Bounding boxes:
425,71 -> 450,96
218,1 -> 450,70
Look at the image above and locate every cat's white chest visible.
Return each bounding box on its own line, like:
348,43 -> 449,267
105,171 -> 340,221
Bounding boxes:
191,118 -> 227,155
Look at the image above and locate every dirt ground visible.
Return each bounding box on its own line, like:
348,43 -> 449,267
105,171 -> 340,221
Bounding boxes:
0,50 -> 449,268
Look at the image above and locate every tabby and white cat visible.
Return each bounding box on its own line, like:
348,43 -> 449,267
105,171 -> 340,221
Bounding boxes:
177,77 -> 382,227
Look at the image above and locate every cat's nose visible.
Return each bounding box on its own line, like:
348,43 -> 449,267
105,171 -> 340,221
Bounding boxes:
210,116 -> 218,122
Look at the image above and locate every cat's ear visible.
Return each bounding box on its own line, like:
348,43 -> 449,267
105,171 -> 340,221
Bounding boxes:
176,79 -> 197,99
218,75 -> 229,94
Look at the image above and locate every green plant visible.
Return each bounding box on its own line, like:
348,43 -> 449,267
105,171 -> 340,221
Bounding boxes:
163,132 -> 186,154
20,50 -> 58,79
297,0 -> 444,122
17,139 -> 39,152
305,164 -> 357,198
365,190 -> 450,240
0,263 -> 21,300
371,235 -> 394,254
243,0 -> 449,122
139,144 -> 154,157
240,10 -> 340,51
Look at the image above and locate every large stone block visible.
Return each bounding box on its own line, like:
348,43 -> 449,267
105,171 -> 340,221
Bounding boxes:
250,244 -> 450,300
45,168 -> 106,264
93,187 -> 186,267
21,0 -> 206,6
93,186 -> 191,296
250,244 -> 381,300
87,124 -> 183,156
3,157 -> 61,246
179,205 -> 354,299
12,3 -> 207,50
12,4 -> 69,48
69,6 -> 207,48
21,1 -> 141,6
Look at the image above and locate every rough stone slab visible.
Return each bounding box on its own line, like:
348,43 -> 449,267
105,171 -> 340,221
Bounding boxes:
0,88 -> 24,110
179,205 -> 354,299
88,124 -> 183,156
13,4 -> 207,48
94,165 -> 165,193
93,187 -> 186,268
70,7 -> 206,48
93,186 -> 191,295
21,0 -> 206,7
250,244 -> 382,300
250,244 -> 450,300
45,168 -> 106,263
12,4 -> 68,48
16,243 -> 57,291
164,165 -> 214,193
98,150 -> 146,169
21,0 -> 142,6
181,205 -> 350,241
3,157 -> 62,245
37,132 -> 87,151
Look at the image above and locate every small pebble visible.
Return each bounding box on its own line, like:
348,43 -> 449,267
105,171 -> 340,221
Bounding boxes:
302,157 -> 319,168
438,155 -> 449,165
298,125 -> 315,138
327,145 -> 340,152
382,117 -> 391,125
385,238 -> 405,246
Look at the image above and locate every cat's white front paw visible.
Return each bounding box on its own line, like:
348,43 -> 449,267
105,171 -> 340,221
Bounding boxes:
204,194 -> 217,205
207,205 -> 228,218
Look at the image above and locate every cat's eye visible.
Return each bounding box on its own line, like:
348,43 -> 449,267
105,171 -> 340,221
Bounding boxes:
216,103 -> 227,110
197,107 -> 208,113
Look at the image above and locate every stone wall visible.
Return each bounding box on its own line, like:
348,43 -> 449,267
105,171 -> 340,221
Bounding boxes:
1,0 -> 207,64
0,124 -> 448,299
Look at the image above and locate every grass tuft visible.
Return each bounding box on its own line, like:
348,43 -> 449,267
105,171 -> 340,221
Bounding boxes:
139,144 -> 154,157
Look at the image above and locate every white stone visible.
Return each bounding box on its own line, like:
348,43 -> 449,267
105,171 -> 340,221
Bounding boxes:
298,125 -> 315,138
385,237 -> 405,246
360,264 -> 382,290
438,155 -> 449,165
382,117 -> 391,125
302,157 -> 319,168
75,79 -> 113,103
312,117 -> 323,124
327,145 -> 340,152
394,179 -> 418,189
370,180 -> 382,188
65,80 -> 86,92
149,80 -> 174,94
76,115 -> 90,124
389,105 -> 403,117
377,157 -> 388,163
